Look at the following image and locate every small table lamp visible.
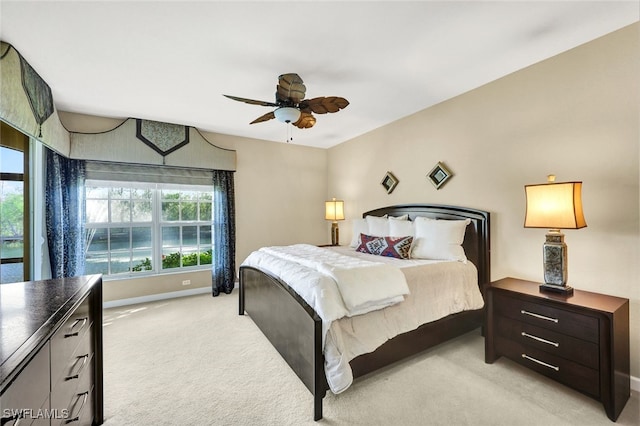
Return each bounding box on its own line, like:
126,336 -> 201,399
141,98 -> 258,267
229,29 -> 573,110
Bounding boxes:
524,175 -> 587,295
325,198 -> 345,246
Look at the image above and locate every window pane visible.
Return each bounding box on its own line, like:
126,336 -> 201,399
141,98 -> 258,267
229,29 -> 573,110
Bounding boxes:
110,228 -> 130,250
109,187 -> 130,199
86,228 -> 108,252
86,200 -> 108,223
0,263 -> 23,284
0,146 -> 23,173
182,248 -> 198,267
161,189 -> 180,200
199,226 -> 211,246
85,252 -> 108,275
110,251 -> 131,274
0,181 -> 24,255
132,227 -> 152,249
131,251 -> 153,273
181,202 -> 197,220
132,201 -> 152,222
86,186 -> 108,198
199,202 -> 211,221
111,200 -> 131,222
183,226 -> 197,245
162,249 -> 181,269
200,248 -> 212,265
162,226 -> 180,247
162,201 -> 180,221
131,188 -> 152,199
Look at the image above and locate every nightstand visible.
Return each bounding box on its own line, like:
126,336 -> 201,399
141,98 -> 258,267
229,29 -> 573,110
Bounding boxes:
485,277 -> 630,422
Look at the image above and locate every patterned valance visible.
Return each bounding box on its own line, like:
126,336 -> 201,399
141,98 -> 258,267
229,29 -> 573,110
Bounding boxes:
136,119 -> 189,156
70,118 -> 236,171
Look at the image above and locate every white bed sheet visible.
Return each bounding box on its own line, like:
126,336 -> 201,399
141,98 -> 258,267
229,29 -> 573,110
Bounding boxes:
324,246 -> 484,393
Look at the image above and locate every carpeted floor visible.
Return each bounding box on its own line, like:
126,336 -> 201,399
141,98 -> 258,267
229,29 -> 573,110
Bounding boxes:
101,291 -> 638,426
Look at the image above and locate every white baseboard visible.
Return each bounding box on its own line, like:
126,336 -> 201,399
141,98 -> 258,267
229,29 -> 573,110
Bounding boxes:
632,375 -> 640,393
103,286 -> 211,309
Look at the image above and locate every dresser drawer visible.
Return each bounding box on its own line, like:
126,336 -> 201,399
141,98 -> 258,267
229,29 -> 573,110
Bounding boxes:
50,296 -> 93,384
495,335 -> 599,397
51,336 -> 94,411
0,342 -> 50,425
52,357 -> 94,426
495,316 -> 599,369
51,322 -> 94,390
493,291 -> 598,343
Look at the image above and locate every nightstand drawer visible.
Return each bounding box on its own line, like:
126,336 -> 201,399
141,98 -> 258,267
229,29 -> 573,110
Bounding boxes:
495,316 -> 598,369
495,336 -> 599,397
493,291 -> 598,343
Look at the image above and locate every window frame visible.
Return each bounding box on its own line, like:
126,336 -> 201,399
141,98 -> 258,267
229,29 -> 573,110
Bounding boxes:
84,179 -> 213,280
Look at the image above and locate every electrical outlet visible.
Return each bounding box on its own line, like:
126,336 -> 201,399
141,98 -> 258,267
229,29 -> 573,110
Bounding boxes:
182,279 -> 191,286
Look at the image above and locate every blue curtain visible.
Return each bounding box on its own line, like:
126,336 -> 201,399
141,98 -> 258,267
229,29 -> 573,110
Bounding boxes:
211,170 -> 235,296
45,148 -> 86,278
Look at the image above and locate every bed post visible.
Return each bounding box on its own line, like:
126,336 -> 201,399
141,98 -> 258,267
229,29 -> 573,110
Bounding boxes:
238,273 -> 245,315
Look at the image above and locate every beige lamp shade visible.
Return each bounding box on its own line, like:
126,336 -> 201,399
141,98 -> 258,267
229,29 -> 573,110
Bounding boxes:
524,181 -> 586,229
325,198 -> 345,221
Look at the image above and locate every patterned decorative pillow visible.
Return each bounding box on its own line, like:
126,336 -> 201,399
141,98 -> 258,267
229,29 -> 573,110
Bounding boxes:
356,234 -> 413,259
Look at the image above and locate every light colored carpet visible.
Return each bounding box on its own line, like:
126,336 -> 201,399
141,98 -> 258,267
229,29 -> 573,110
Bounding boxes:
102,290 -> 638,426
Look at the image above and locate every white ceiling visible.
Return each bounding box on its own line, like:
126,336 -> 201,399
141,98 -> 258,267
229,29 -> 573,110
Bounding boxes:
1,1 -> 638,148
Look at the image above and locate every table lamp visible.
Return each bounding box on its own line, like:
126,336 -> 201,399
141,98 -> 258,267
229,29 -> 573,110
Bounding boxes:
325,198 -> 345,246
524,175 -> 587,295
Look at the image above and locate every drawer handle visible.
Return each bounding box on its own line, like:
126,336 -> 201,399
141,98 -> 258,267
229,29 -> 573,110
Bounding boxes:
520,310 -> 558,323
65,391 -> 89,424
521,353 -> 560,371
65,354 -> 90,381
64,317 -> 88,338
521,332 -> 560,348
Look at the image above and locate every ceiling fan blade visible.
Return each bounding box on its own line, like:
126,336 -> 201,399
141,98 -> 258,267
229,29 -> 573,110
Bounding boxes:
299,96 -> 349,114
250,111 -> 275,124
293,112 -> 316,129
276,73 -> 306,105
223,94 -> 278,107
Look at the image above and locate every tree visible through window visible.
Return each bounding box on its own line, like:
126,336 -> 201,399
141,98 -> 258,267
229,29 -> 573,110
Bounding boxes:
85,180 -> 213,278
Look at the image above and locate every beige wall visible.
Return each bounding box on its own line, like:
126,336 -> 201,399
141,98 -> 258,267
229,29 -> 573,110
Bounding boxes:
328,24 -> 639,378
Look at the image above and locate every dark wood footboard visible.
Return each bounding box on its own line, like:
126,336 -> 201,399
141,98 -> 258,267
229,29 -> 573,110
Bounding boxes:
239,266 -> 328,420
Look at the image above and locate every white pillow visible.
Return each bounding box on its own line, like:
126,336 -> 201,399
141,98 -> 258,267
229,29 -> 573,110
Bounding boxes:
411,217 -> 470,262
349,218 -> 369,248
389,218 -> 414,237
365,215 -> 389,237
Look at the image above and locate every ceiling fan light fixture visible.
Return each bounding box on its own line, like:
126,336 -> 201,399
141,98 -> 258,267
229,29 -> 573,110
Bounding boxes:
274,107 -> 301,123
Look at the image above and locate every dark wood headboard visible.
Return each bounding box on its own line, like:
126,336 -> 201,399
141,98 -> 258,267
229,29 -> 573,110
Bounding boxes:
363,204 -> 491,288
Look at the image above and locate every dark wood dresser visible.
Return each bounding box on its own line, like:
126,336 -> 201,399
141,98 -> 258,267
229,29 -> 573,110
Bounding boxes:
1,275 -> 103,426
485,277 -> 630,422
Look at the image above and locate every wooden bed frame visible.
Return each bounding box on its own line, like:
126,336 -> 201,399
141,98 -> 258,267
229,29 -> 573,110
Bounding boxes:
238,204 -> 490,420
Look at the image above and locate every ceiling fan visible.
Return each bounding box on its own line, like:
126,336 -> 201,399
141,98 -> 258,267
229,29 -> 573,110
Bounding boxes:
223,73 -> 349,129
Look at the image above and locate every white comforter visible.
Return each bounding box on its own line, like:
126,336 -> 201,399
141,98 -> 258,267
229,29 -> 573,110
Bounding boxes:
241,244 -> 484,394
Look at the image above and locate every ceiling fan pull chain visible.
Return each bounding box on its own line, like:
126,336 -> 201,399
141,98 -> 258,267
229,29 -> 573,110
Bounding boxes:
286,124 -> 293,143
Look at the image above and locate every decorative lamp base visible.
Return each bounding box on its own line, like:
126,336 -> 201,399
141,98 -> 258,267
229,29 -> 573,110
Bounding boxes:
543,230 -> 568,284
331,222 -> 340,246
540,229 -> 573,296
539,283 -> 574,296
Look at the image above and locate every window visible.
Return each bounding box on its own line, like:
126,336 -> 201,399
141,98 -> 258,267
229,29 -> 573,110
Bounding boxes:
1,123 -> 30,284
85,180 -> 213,278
